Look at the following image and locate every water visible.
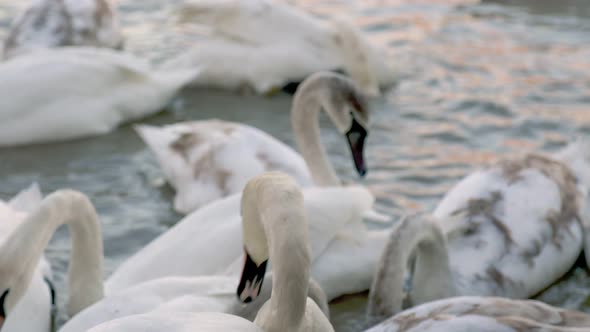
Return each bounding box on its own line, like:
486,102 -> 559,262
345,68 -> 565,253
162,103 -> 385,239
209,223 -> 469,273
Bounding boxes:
0,0 -> 589,331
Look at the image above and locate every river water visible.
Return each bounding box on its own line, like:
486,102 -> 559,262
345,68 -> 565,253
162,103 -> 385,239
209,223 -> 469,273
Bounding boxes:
0,0 -> 589,331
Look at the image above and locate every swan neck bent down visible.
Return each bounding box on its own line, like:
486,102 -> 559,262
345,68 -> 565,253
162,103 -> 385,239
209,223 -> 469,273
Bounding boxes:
241,173 -> 312,331
367,214 -> 454,323
0,190 -> 103,316
291,80 -> 341,187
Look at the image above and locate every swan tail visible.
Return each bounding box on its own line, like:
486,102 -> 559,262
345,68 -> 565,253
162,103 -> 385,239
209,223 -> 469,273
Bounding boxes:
134,124 -> 179,163
9,182 -> 43,213
367,213 -> 451,323
362,208 -> 392,224
153,67 -> 202,92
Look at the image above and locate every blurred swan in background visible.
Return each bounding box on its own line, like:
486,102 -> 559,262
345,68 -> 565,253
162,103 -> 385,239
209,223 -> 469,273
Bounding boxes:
0,47 -> 199,147
135,72 -> 370,214
364,296 -> 590,332
0,187 -> 103,332
2,0 -> 123,59
163,0 -> 395,95
367,138 -> 590,323
85,172 -> 335,332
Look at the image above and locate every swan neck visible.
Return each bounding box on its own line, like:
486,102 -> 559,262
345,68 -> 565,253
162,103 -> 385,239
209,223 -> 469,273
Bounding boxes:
367,214 -> 453,323
245,177 -> 311,331
291,93 -> 341,186
0,191 -> 103,316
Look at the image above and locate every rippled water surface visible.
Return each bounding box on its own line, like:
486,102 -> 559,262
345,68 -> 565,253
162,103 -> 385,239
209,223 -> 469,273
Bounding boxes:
1,0 -> 589,331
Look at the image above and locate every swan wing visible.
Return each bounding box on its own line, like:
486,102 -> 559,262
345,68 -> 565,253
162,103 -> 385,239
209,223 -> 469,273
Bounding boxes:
135,120 -> 311,213
433,155 -> 584,298
365,296 -> 590,332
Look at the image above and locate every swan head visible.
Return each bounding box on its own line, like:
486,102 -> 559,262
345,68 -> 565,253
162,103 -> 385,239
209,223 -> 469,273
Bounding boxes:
295,71 -> 370,176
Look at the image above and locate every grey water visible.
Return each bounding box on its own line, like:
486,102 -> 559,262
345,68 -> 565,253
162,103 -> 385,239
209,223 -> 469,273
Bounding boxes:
0,0 -> 589,331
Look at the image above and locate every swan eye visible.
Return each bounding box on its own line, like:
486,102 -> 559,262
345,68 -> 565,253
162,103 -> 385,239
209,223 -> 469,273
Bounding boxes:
0,289 -> 10,329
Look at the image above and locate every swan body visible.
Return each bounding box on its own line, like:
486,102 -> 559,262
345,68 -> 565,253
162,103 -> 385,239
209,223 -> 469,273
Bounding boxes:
106,185 -> 388,301
164,0 -> 395,95
3,0 -> 123,59
0,47 -> 198,147
0,188 -> 103,331
368,139 -> 590,322
136,71 -> 370,214
365,296 -> 590,332
134,120 -> 312,214
60,271 -> 330,331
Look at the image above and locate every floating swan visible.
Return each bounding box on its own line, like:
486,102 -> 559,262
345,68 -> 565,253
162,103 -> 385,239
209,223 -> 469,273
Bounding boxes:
86,172 -> 334,332
3,0 -> 123,59
0,188 -> 103,332
106,183 -> 390,301
59,274 -> 329,332
364,296 -> 590,332
163,0 -> 395,95
367,138 -> 590,323
0,47 -> 198,147
135,71 -> 369,214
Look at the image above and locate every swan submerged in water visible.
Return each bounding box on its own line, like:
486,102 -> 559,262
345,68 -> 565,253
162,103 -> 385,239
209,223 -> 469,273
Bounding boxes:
163,0 -> 395,95
0,47 -> 198,147
367,138 -> 590,323
0,187 -> 103,332
135,72 -> 370,214
3,0 -> 123,59
86,172 -> 335,332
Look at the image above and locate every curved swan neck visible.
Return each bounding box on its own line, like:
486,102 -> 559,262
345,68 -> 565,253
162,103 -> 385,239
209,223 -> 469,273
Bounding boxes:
291,82 -> 341,187
243,173 -> 311,331
0,190 -> 103,316
367,214 -> 453,323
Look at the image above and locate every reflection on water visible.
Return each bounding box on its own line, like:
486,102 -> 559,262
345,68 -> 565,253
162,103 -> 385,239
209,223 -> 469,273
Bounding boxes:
0,0 -> 590,331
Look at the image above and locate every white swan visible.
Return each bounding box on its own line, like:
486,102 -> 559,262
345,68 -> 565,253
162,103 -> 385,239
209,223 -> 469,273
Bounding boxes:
3,0 -> 123,59
0,47 -> 198,147
106,183 -> 389,301
0,188 -> 103,332
135,71 -> 369,214
58,274 -> 330,332
86,172 -> 334,332
163,0 -> 395,95
367,138 -> 590,323
364,296 -> 590,332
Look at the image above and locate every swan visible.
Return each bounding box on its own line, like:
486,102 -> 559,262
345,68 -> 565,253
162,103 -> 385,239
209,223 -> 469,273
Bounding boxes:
364,296 -> 590,332
0,47 -> 199,147
3,0 -> 123,59
0,188 -> 103,332
86,172 -> 334,332
162,0 -> 395,95
135,71 -> 369,214
106,182 -> 390,301
58,274 -> 330,332
367,138 -> 590,323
